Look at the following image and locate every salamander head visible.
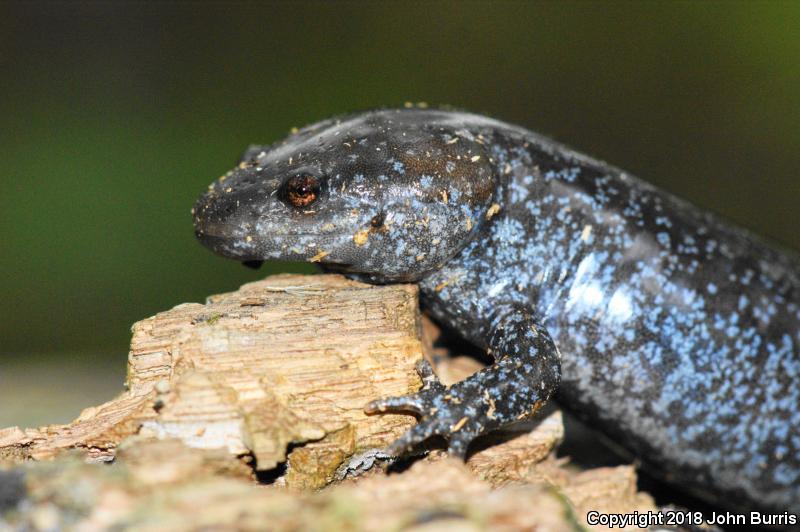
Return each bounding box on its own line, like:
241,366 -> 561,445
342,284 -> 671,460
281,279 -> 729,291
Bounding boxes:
193,108 -> 497,282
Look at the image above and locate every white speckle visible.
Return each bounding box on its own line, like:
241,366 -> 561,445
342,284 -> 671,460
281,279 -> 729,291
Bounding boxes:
581,224 -> 592,242
487,280 -> 509,297
608,288 -> 634,323
568,281 -> 604,310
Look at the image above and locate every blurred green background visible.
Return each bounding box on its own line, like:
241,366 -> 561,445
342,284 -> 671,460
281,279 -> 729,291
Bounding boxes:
1,1 -> 799,427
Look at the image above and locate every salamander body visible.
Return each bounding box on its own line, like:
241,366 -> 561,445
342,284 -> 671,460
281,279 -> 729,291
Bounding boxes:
193,108 -> 800,513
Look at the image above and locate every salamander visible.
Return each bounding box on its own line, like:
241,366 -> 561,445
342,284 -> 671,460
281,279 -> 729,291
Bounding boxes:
192,107 -> 800,514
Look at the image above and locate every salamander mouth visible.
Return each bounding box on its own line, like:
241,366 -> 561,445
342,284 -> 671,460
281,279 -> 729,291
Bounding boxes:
318,262 -> 356,274
243,259 -> 353,272
196,219 -> 341,240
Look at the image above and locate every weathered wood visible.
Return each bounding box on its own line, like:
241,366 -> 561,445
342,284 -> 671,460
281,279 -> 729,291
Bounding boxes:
1,275 -> 425,488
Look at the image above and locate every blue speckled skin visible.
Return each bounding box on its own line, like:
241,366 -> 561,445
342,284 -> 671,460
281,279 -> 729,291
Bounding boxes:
193,108 -> 800,513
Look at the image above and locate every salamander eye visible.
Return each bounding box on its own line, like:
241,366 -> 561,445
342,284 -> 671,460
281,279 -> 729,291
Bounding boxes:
281,174 -> 321,208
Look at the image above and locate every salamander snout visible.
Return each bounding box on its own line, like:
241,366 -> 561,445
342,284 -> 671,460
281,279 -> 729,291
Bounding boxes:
192,183 -> 263,261
192,163 -> 360,264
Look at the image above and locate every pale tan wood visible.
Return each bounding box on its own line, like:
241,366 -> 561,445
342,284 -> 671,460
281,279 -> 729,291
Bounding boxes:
1,274 -> 424,488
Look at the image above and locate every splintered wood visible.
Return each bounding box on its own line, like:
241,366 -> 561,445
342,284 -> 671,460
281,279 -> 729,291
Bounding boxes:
0,274 -> 424,487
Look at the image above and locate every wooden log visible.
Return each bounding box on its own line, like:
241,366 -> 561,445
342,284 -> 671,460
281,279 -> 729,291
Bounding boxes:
1,274 -> 425,488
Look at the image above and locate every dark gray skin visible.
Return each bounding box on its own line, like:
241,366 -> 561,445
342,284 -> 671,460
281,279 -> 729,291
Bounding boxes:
193,108 -> 800,516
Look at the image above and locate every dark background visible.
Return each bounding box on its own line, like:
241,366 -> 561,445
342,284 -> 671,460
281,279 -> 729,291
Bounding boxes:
1,1 -> 799,426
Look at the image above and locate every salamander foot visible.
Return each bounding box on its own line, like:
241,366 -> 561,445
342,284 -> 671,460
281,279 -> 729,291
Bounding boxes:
366,359 -> 484,459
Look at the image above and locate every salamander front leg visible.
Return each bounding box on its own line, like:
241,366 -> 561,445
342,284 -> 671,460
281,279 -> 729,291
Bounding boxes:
366,305 -> 561,458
